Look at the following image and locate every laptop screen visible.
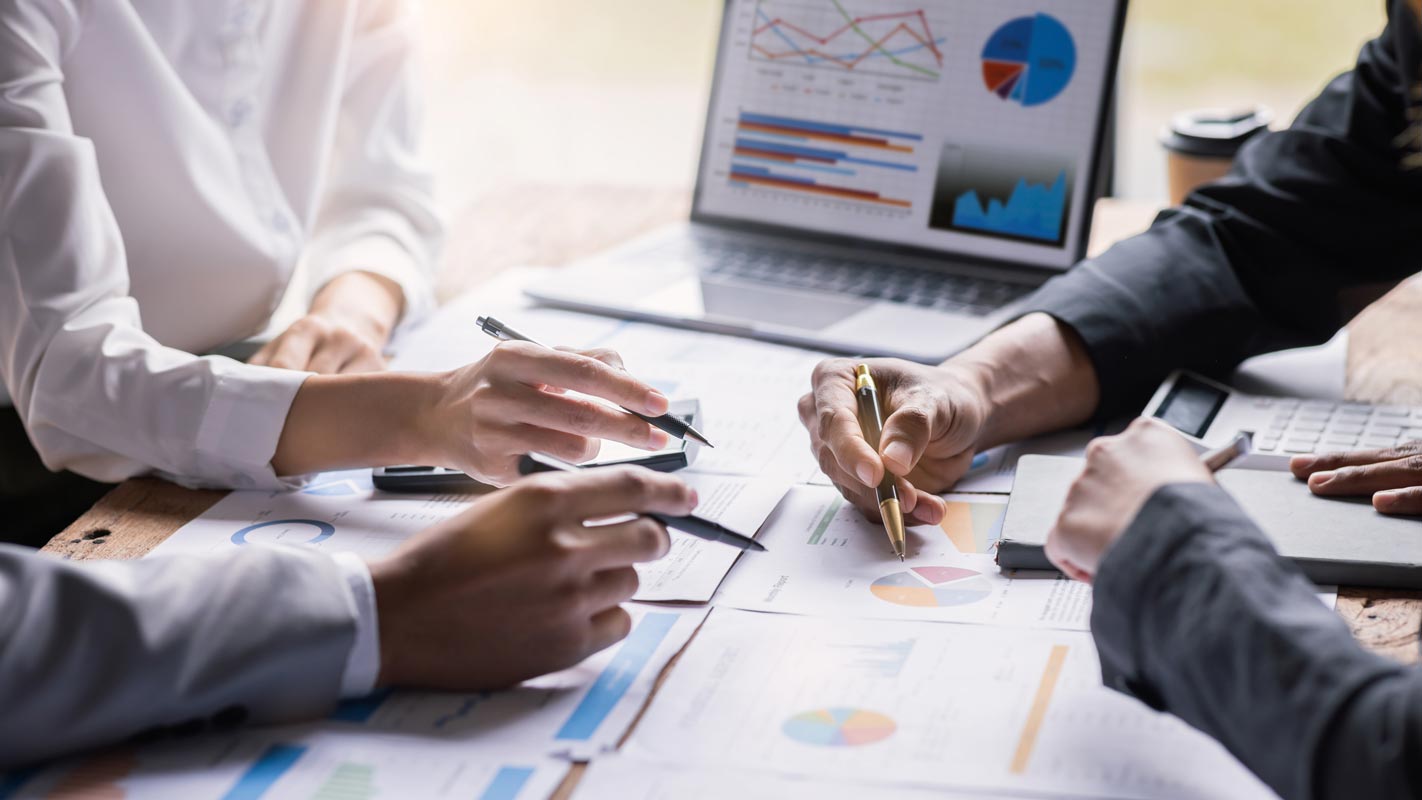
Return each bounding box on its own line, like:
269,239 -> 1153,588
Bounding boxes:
692,0 -> 1124,272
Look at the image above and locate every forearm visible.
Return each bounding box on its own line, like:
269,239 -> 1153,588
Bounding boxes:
946,312 -> 1100,451
1094,484 -> 1419,799
271,370 -> 438,476
0,546 -> 355,768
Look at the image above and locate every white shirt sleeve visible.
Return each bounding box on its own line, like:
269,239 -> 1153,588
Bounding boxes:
0,1 -> 308,489
332,552 -> 383,697
302,0 -> 443,331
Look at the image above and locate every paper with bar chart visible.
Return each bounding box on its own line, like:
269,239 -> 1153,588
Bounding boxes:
715,485 -> 1091,630
2,731 -> 567,800
623,610 -> 1277,799
324,604 -> 706,759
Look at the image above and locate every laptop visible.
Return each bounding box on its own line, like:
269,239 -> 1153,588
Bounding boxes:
527,0 -> 1129,362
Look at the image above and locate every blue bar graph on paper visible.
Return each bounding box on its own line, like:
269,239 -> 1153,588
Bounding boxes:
554,613 -> 678,741
478,766 -> 536,800
221,744 -> 306,800
740,112 -> 923,142
329,687 -> 394,723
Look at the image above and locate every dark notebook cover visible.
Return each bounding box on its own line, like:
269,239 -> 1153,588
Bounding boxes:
997,455 -> 1422,589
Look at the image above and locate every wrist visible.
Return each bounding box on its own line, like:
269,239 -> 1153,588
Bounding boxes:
368,555 -> 410,688
311,272 -> 404,345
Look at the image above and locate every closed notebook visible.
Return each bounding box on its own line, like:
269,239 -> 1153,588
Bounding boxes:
997,455 -> 1422,589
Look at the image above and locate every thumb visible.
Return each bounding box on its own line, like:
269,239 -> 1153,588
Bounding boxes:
879,403 -> 935,476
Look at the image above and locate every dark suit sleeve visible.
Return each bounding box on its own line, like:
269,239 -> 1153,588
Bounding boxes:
1092,483 -> 1422,800
0,544 -> 357,768
1022,5 -> 1422,418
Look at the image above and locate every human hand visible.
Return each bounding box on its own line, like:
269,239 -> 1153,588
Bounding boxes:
251,272 -> 402,374
422,342 -> 672,485
798,357 -> 991,526
368,466 -> 695,690
1291,440 -> 1422,515
1045,418 -> 1213,583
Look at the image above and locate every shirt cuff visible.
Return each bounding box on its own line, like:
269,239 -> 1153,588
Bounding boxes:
333,552 -> 382,698
304,234 -> 436,333
188,360 -> 313,490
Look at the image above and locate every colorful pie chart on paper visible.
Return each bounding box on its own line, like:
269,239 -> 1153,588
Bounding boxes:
981,13 -> 1076,107
870,566 -> 993,607
782,708 -> 897,747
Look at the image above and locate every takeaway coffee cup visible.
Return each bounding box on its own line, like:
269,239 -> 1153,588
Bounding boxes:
1160,108 -> 1272,205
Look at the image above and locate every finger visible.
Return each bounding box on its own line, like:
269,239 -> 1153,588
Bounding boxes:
906,488 -> 946,525
879,400 -> 937,476
587,606 -> 634,655
810,365 -> 883,487
507,386 -> 669,450
1307,455 -> 1422,496
263,331 -> 318,371
492,343 -> 668,415
504,423 -> 601,464
307,342 -> 351,375
578,517 -> 669,570
248,338 -> 279,367
584,566 -> 641,611
578,347 -> 627,372
1375,486 -> 1422,516
537,467 -> 698,522
1292,441 -> 1422,478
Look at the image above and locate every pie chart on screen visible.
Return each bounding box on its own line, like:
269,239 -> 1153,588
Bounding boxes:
981,13 -> 1076,107
870,566 -> 993,607
783,708 -> 897,747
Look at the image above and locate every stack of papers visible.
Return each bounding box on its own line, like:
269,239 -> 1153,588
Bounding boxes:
11,279 -> 1335,799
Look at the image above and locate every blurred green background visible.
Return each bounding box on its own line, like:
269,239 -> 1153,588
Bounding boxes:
416,0 -> 1387,208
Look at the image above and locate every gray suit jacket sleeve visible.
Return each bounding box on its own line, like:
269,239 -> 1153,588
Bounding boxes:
1093,483 -> 1422,800
0,544 -> 359,768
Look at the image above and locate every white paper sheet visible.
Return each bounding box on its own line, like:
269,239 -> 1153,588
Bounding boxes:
716,485 -> 1092,630
622,609 -> 1277,800
576,757 -> 1027,800
5,728 -> 567,800
147,470 -> 784,604
323,603 -> 705,759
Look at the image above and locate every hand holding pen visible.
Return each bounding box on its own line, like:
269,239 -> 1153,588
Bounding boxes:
477,316 -> 713,447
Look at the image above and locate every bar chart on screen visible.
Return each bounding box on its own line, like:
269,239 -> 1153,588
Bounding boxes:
749,0 -> 948,82
728,110 -> 923,212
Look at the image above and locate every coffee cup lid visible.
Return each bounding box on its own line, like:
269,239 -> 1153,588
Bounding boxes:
1160,107 -> 1273,158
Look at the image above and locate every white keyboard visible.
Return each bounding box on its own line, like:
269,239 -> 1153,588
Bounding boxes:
1252,398 -> 1422,455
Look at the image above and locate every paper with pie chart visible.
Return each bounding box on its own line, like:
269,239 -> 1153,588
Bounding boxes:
623,610 -> 1279,799
715,485 -> 1091,630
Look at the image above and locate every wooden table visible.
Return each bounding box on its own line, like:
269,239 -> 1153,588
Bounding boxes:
38,190 -> 1422,793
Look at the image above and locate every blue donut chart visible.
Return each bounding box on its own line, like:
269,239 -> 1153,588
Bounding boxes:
231,519 -> 336,546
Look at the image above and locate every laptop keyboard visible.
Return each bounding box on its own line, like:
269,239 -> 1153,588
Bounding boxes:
688,240 -> 1034,316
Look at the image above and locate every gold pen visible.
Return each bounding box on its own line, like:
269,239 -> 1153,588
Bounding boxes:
854,365 -> 907,561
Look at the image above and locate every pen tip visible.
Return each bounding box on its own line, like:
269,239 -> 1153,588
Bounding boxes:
899,554 -> 905,562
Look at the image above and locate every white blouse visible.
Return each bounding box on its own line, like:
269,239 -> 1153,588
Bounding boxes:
0,0 -> 442,489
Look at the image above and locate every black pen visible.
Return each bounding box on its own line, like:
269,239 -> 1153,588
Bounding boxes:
517,453 -> 766,552
476,315 -> 714,448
